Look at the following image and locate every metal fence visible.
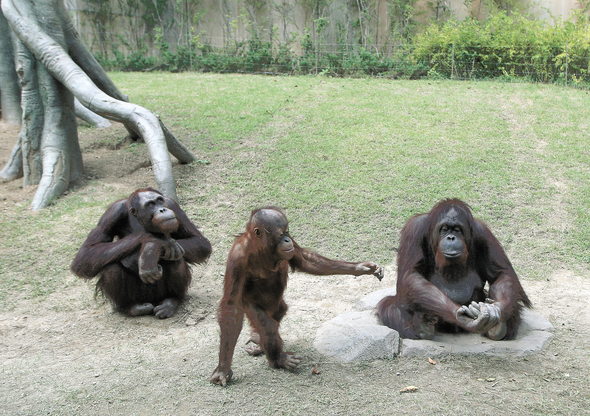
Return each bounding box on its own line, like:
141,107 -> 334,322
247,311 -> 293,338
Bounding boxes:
91,38 -> 589,87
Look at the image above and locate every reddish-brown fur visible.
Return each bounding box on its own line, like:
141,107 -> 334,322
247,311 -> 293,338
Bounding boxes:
377,199 -> 531,340
210,207 -> 383,386
71,188 -> 211,318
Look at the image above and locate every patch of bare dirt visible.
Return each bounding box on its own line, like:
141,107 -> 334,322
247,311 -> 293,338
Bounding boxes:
1,121 -> 589,415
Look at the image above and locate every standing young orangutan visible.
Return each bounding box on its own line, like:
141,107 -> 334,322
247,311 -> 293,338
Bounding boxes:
71,188 -> 211,318
210,207 -> 384,386
377,198 -> 530,341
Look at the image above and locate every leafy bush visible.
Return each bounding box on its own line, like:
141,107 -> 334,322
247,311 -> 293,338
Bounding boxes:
412,12 -> 590,84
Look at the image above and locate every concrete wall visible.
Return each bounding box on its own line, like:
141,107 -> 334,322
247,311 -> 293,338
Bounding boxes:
65,0 -> 587,56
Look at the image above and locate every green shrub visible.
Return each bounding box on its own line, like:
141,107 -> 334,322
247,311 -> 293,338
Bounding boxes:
412,12 -> 590,84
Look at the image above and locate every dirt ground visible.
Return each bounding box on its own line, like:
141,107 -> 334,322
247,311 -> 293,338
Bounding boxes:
1,121 -> 589,415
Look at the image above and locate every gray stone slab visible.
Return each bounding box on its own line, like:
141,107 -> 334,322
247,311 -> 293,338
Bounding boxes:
314,287 -> 554,361
400,328 -> 554,357
313,310 -> 399,362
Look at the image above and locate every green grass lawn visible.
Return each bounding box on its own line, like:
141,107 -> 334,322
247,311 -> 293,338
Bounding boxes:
1,74 -> 589,306
112,73 -> 590,267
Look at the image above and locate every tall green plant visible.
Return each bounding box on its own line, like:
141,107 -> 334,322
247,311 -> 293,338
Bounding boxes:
243,0 -> 269,38
388,0 -> 418,42
85,0 -> 112,56
274,0 -> 295,41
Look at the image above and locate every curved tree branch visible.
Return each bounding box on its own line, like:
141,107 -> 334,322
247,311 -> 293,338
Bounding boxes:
0,134 -> 22,182
1,0 -> 197,207
160,118 -> 200,164
75,98 -> 111,128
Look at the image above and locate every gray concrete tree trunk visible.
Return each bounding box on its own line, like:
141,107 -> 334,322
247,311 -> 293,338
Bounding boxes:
0,0 -> 196,210
0,9 -> 21,125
